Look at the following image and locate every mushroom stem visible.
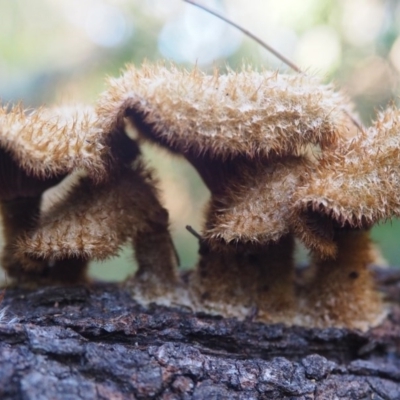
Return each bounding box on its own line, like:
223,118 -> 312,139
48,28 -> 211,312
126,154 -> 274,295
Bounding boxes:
1,197 -> 89,284
191,234 -> 295,322
1,196 -> 43,279
300,229 -> 385,330
131,213 -> 180,299
185,152 -> 250,195
255,234 -> 295,322
120,165 -> 181,301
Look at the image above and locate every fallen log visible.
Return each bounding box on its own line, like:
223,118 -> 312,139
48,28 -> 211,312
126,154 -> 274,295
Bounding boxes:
0,266 -> 399,399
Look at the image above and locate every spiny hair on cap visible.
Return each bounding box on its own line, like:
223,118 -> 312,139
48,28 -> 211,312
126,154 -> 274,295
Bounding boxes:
97,62 -> 353,160
0,104 -> 106,179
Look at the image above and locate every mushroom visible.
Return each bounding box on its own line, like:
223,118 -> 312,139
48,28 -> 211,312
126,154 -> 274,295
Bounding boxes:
96,62 -> 352,319
0,104 -> 102,283
290,107 -> 400,329
0,104 -> 179,294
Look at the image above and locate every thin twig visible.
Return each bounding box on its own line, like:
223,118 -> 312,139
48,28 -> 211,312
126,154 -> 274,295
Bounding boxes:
186,225 -> 202,240
183,0 -> 303,73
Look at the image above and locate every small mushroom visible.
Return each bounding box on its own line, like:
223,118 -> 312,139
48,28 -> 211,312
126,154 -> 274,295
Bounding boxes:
0,104 -> 102,283
291,108 -> 400,329
96,62 -> 352,319
0,105 -> 179,292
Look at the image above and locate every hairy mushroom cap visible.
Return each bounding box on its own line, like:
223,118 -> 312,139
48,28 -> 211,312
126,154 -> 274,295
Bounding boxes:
204,157 -> 305,240
0,104 -> 106,181
15,162 -> 162,263
292,107 -> 400,256
96,62 -> 352,159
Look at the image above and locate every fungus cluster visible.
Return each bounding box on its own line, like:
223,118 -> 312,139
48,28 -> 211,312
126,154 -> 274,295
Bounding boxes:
291,107 -> 400,328
0,104 -> 178,296
96,62 -> 390,329
0,105 -> 100,283
1,62 -> 397,330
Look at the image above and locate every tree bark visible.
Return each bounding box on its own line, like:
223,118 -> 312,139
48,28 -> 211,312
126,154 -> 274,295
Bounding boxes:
0,267 -> 400,400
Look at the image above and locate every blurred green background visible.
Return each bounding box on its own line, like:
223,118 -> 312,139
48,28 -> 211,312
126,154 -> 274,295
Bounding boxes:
0,0 -> 400,282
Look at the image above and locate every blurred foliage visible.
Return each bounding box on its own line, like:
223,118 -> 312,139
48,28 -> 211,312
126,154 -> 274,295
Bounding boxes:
1,0 -> 400,282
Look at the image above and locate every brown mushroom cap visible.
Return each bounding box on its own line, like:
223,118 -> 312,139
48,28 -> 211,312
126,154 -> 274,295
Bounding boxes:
96,62 -> 352,160
292,107 -> 400,256
0,105 -> 106,182
203,157 -> 307,243
16,161 -> 165,263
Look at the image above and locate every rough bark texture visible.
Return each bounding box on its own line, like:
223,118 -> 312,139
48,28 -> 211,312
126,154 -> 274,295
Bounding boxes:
0,267 -> 400,400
